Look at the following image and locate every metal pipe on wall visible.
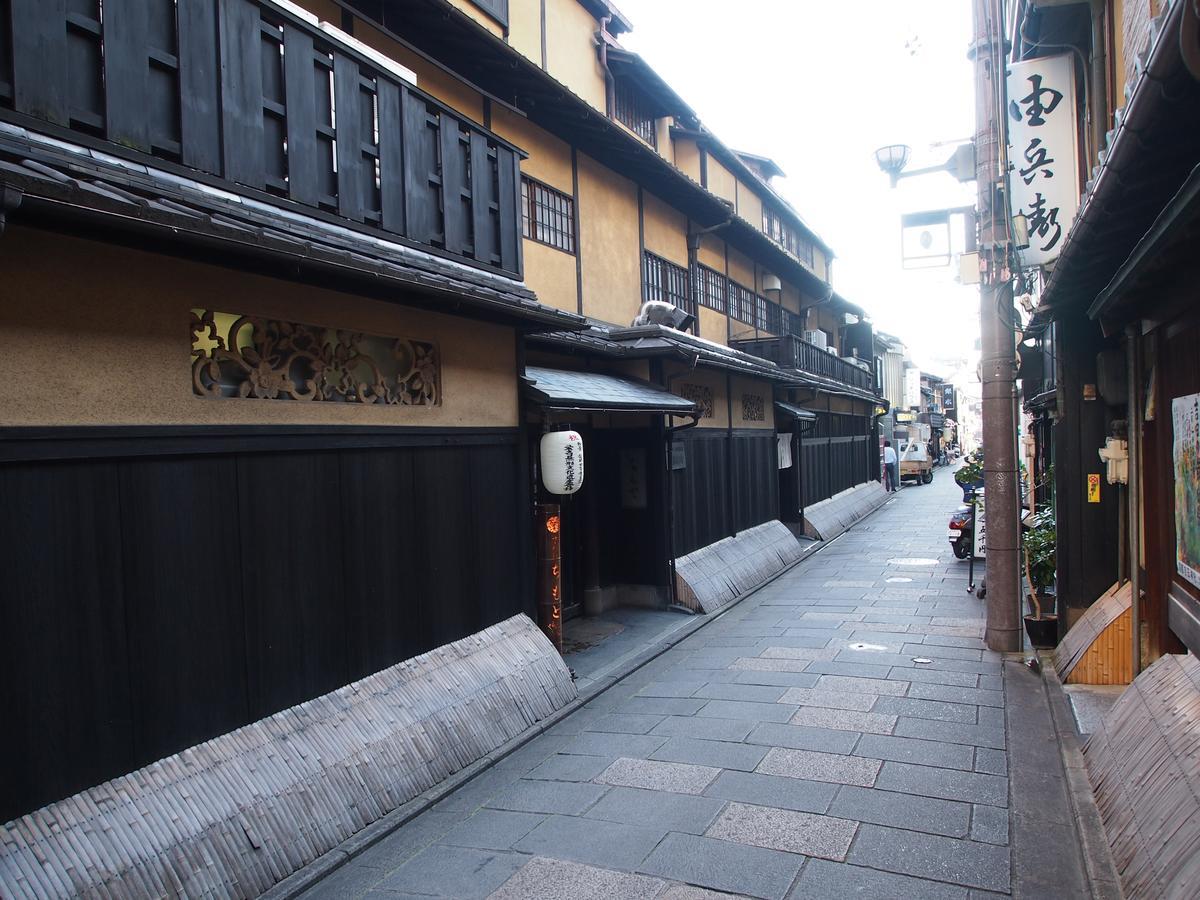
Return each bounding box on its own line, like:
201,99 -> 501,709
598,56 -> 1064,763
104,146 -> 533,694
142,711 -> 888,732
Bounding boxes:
1126,323 -> 1142,675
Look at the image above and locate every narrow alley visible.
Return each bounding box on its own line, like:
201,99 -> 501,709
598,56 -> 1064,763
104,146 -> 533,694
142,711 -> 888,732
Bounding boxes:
296,471 -> 1095,900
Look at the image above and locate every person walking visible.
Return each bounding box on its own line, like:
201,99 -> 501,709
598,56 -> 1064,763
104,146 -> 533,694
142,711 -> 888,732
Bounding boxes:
883,440 -> 899,492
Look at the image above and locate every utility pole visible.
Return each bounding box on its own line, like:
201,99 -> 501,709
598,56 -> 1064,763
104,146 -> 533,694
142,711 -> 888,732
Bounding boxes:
971,0 -> 1022,652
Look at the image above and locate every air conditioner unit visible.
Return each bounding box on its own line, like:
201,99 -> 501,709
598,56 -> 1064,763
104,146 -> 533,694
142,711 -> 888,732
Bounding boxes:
826,345 -> 839,355
802,330 -> 826,349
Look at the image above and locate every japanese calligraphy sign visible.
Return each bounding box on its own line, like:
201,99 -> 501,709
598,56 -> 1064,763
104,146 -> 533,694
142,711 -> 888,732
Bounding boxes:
1007,54 -> 1079,266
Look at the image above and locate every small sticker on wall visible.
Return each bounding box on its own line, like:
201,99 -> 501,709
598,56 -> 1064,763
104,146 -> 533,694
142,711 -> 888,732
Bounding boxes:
1087,473 -> 1101,503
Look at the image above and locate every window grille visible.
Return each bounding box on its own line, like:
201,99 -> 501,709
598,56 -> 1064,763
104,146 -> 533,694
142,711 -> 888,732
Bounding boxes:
693,263 -> 727,313
521,176 -> 575,254
729,281 -> 756,325
643,252 -> 692,314
614,79 -> 657,148
763,205 -> 815,268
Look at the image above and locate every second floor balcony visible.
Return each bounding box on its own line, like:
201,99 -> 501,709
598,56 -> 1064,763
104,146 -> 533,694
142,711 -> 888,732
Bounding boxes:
731,334 -> 876,395
0,0 -> 525,280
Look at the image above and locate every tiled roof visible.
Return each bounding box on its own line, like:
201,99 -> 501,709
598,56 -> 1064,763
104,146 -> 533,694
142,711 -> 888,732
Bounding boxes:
524,366 -> 697,413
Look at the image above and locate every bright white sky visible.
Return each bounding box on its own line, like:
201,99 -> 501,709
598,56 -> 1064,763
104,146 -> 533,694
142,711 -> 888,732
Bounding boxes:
616,0 -> 981,374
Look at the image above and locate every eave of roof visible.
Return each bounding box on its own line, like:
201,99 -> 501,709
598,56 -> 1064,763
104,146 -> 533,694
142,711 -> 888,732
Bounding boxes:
523,364 -> 696,413
0,124 -> 586,332
1038,0 -> 1200,320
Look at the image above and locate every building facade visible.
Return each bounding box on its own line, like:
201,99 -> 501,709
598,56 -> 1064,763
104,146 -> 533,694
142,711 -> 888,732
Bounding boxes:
0,0 -> 884,871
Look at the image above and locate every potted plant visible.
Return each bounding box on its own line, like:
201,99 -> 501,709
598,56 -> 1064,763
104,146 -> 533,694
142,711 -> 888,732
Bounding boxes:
955,450 -> 985,501
1022,508 -> 1058,647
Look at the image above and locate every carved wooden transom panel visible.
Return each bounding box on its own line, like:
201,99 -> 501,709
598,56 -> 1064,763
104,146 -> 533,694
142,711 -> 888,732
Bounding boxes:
190,309 -> 440,406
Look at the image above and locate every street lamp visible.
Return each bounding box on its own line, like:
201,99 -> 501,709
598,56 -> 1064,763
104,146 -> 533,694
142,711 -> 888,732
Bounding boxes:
874,144 -> 912,187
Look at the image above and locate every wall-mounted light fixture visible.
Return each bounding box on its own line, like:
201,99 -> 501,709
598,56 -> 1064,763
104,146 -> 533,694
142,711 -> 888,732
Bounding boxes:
874,144 -> 912,188
1011,212 -> 1030,250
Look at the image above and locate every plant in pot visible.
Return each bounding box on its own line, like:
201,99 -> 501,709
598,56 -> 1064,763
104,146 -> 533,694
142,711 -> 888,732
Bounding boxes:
955,450 -> 985,501
1022,509 -> 1058,648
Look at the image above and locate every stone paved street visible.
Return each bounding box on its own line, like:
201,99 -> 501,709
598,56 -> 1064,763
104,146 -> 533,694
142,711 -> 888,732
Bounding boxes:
300,470 -> 1090,899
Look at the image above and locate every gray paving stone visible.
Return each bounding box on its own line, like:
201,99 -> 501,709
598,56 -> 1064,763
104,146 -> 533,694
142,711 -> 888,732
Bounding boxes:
847,823 -> 1011,893
789,706 -> 897,735
873,695 -> 979,724
790,858 -> 968,899
815,674 -> 909,696
691,682 -> 789,703
902,641 -> 984,661
804,660 -> 895,680
560,731 -> 669,759
439,809 -> 545,850
651,736 -> 768,772
525,753 -> 615,783
853,733 -> 975,771
731,656 -> 812,673
695,699 -> 799,722
756,746 -> 881,787
734,670 -> 821,688
595,756 -> 720,794
970,803 -> 1010,845
584,785 -> 726,834
298,863 -> 385,899
650,714 -> 756,742
352,810 -> 463,870
744,722 -> 858,754
703,769 -> 837,814
978,674 -> 1003,692
635,680 -> 707,698
975,705 -> 1005,729
760,645 -> 840,661
638,832 -> 805,900
777,687 -> 877,711
618,696 -> 708,716
484,779 -> 607,815
706,801 -> 858,861
830,784 -> 970,837
909,682 -> 1005,708
875,761 -> 1008,807
974,747 -> 1008,776
490,855 -> 665,900
378,845 -> 524,898
895,666 -> 981,688
512,813 -> 665,871
894,717 -> 1007,750
583,713 -> 666,734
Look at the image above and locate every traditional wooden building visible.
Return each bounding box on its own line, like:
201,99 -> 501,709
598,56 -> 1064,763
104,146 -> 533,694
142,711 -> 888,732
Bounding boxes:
1011,1 -> 1200,896
0,0 -> 883,888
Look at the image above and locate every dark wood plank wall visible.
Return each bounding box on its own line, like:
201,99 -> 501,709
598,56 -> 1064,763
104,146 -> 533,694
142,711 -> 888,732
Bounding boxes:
0,0 -> 524,277
0,432 -> 527,823
800,411 -> 874,507
672,430 -> 778,558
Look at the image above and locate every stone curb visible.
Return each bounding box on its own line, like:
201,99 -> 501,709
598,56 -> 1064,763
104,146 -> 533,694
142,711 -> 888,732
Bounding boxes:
263,516 -> 871,898
1039,654 -> 1125,900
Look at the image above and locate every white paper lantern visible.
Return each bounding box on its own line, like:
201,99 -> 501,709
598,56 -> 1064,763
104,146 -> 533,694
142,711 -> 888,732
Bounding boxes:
541,430 -> 585,495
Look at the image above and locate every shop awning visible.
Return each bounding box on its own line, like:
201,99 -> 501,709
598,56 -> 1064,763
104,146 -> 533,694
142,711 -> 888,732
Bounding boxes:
524,366 -> 697,414
774,401 -> 817,422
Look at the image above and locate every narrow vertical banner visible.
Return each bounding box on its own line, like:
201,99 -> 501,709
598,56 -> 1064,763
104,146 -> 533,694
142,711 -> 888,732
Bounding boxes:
536,502 -> 564,652
1007,53 -> 1080,266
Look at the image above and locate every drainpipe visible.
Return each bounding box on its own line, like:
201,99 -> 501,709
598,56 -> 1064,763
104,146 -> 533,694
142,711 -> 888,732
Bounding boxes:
665,352 -> 702,610
597,15 -> 615,119
1088,0 -> 1108,164
1126,323 -> 1142,675
0,184 -> 22,236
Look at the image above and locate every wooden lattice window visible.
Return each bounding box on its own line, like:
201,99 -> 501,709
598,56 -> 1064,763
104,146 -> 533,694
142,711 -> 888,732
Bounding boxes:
763,205 -> 815,268
694,264 -> 726,314
729,281 -> 756,325
615,78 -> 657,148
643,252 -> 691,313
521,176 -> 575,253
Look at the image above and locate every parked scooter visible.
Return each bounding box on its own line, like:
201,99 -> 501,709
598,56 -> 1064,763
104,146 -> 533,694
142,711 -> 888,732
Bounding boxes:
948,503 -> 973,559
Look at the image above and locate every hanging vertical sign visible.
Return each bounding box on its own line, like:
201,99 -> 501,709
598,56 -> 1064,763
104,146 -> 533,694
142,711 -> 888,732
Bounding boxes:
1172,394 -> 1200,590
973,495 -> 987,559
1007,54 -> 1080,266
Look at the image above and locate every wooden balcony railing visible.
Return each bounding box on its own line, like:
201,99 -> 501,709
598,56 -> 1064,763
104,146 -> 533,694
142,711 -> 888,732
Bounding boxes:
731,334 -> 876,393
0,0 -> 524,278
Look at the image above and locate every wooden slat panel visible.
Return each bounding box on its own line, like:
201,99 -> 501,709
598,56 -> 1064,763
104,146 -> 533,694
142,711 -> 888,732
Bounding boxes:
101,0 -> 150,151
177,0 -> 222,174
377,79 -> 405,234
10,0 -> 68,125
440,112 -> 468,254
1056,581 -> 1132,683
333,52 -> 364,220
282,24 -> 318,206
402,86 -> 439,245
497,144 -> 520,274
218,0 -> 264,188
469,131 -> 494,264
